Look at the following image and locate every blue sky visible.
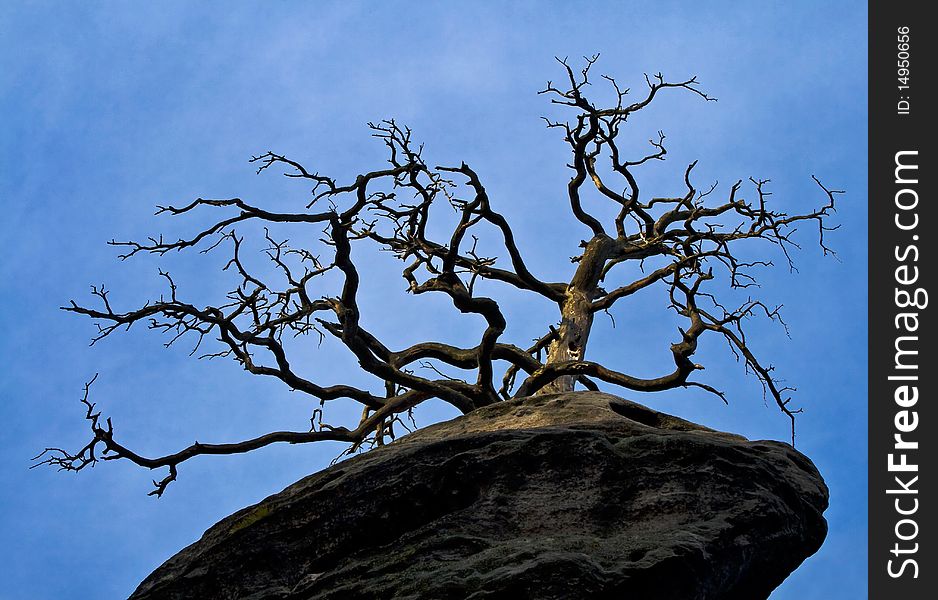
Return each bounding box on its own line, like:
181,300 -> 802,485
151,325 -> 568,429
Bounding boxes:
1,2 -> 867,598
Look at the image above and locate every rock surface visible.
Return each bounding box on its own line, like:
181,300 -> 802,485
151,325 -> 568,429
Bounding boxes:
130,392 -> 828,600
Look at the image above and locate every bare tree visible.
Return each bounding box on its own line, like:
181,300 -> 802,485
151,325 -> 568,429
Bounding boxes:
35,57 -> 840,496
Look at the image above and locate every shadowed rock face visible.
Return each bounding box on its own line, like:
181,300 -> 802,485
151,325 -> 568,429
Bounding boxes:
129,392 -> 828,600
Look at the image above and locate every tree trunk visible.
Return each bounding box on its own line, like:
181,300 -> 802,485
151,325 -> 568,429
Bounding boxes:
538,235 -> 613,395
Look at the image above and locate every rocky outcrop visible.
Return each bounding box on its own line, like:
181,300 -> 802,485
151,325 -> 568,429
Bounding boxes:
130,392 -> 828,600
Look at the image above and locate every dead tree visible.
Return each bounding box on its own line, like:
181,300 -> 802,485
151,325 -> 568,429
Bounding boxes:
35,57 -> 840,496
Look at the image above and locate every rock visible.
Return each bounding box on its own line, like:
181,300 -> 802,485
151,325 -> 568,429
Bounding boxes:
129,392 -> 828,600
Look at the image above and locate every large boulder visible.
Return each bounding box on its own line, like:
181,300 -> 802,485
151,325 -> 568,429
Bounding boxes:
130,392 -> 828,600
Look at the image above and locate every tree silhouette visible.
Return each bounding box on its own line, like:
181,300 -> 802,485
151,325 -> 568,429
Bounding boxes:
35,56 -> 840,496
